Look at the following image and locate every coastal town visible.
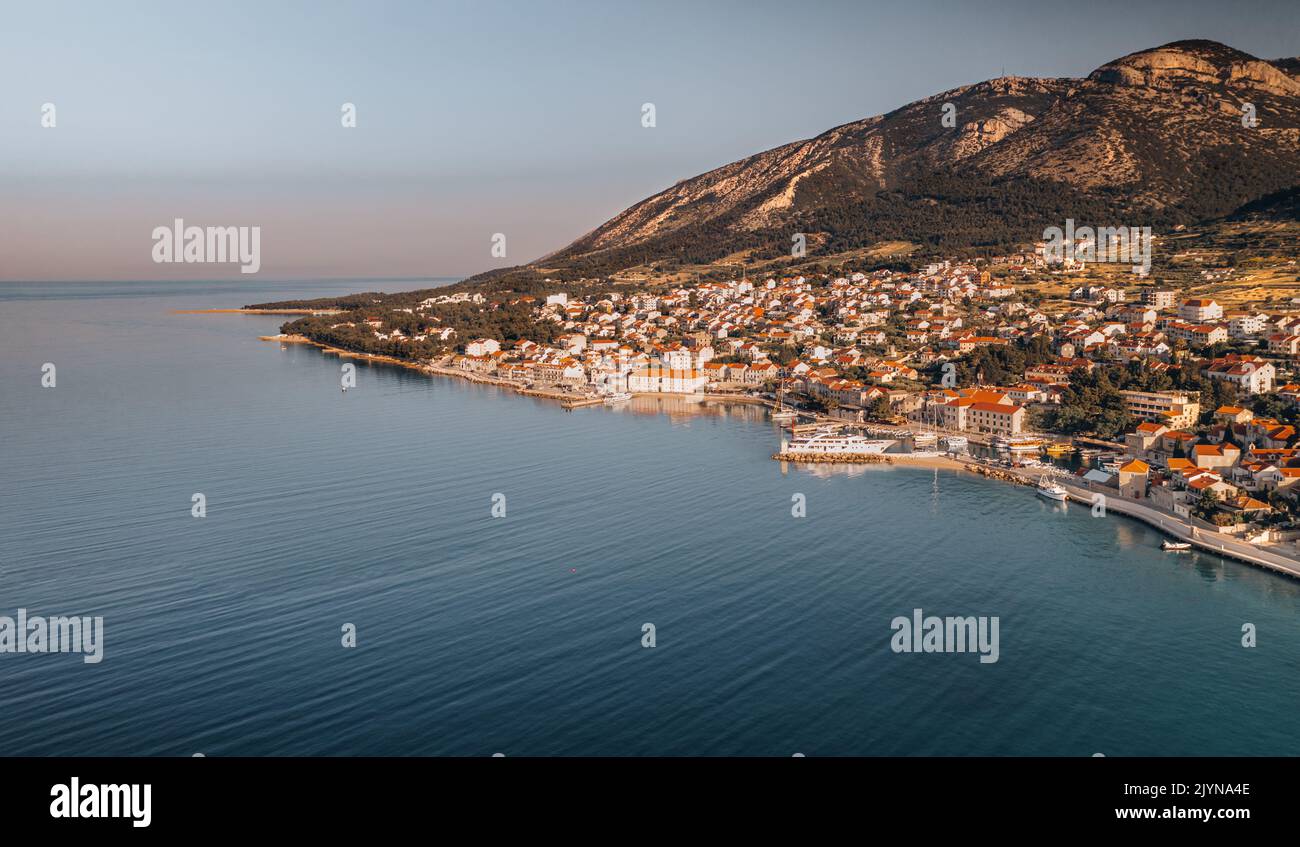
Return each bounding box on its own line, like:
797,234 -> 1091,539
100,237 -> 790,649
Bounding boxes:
266,236 -> 1300,572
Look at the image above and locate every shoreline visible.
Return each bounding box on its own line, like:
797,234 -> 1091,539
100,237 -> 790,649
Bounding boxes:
178,308 -> 345,315
256,331 -> 1300,581
264,334 -> 770,411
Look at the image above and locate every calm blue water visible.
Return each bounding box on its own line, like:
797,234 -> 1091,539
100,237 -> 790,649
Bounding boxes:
3,279 -> 1299,756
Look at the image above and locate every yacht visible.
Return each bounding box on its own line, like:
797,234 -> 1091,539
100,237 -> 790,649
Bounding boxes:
941,434 -> 968,452
783,431 -> 896,455
603,391 -> 633,404
1161,540 -> 1192,551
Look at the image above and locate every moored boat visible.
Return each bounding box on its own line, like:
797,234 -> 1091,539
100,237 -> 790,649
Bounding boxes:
782,431 -> 896,455
1161,540 -> 1192,551
1035,475 -> 1068,501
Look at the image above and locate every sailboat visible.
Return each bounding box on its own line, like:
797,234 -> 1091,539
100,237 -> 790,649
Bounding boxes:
771,382 -> 797,421
913,396 -> 938,447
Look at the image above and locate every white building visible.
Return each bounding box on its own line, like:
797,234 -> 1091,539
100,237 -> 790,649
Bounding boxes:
1178,299 -> 1223,322
627,367 -> 707,394
465,338 -> 501,356
1228,313 -> 1268,339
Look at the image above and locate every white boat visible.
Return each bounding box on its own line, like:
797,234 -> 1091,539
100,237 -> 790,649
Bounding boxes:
603,391 -> 633,404
1035,475 -> 1067,502
941,435 -> 968,451
771,384 -> 797,421
1161,540 -> 1192,551
912,431 -> 938,446
783,432 -> 896,455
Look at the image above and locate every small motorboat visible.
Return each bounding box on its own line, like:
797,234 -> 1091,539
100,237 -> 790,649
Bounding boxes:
1161,540 -> 1192,551
941,435 -> 968,452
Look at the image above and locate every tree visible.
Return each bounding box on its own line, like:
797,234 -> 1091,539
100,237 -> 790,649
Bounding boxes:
1191,487 -> 1220,521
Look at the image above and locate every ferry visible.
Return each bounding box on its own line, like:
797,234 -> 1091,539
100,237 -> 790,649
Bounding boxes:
1035,475 -> 1068,502
783,431 -> 896,455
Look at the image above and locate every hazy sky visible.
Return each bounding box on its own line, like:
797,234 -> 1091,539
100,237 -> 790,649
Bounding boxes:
2,0 -> 1297,281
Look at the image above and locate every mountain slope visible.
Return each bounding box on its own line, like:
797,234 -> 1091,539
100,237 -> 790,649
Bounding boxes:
542,40 -> 1300,275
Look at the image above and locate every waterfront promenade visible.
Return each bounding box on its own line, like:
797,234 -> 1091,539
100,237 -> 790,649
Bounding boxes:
1002,467 -> 1300,579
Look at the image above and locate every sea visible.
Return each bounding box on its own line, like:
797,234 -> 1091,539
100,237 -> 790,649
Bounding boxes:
2,278 -> 1299,756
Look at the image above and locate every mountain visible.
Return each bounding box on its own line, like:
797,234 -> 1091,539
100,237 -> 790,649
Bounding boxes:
537,40 -> 1300,277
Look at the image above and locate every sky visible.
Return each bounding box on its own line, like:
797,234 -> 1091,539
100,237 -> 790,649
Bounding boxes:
1,0 -> 1298,281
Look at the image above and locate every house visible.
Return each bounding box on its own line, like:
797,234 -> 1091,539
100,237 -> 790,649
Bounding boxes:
966,402 -> 1026,436
933,389 -> 1012,431
1220,494 -> 1272,518
465,338 -> 501,357
702,361 -> 728,382
1117,459 -> 1149,499
1178,299 -> 1222,322
1214,405 -> 1254,425
1267,334 -> 1300,356
1204,355 -> 1274,394
745,362 -> 781,385
1126,421 -> 1169,455
1191,442 -> 1241,471
1160,430 -> 1199,457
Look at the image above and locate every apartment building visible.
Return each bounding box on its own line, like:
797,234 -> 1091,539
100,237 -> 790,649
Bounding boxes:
1118,389 -> 1201,429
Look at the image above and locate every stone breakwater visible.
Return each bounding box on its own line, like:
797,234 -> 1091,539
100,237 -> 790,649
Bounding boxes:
773,452 -> 894,464
773,452 -> 1033,480
969,465 -> 1034,485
